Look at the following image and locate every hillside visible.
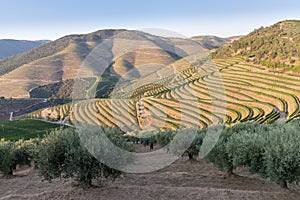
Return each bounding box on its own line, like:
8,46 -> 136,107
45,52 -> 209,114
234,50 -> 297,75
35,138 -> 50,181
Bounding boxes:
214,20 -> 300,70
0,29 -> 203,98
29,56 -> 300,131
0,39 -> 50,59
192,35 -> 241,50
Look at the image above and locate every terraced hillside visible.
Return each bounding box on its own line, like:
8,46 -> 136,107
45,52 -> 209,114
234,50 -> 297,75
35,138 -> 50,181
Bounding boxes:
28,57 -> 300,131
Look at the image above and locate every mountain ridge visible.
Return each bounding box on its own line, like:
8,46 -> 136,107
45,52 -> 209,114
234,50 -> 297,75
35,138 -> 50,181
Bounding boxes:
0,39 -> 50,59
191,35 -> 242,50
0,29 -> 204,98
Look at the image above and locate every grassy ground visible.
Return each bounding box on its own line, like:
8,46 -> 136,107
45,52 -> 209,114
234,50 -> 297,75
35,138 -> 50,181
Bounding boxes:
0,119 -> 62,141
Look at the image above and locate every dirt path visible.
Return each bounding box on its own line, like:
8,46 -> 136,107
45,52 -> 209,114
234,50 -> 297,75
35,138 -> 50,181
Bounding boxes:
0,146 -> 299,200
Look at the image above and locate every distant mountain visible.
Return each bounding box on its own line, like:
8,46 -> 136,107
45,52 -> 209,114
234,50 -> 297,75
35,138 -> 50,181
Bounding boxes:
0,29 -> 202,98
0,39 -> 50,59
192,35 -> 241,50
213,20 -> 300,69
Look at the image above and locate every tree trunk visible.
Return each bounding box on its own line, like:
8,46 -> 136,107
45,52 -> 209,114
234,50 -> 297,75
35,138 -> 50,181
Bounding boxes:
150,143 -> 154,150
80,173 -> 93,186
226,170 -> 234,176
188,153 -> 194,160
8,166 -> 13,175
86,173 -> 93,186
282,182 -> 288,189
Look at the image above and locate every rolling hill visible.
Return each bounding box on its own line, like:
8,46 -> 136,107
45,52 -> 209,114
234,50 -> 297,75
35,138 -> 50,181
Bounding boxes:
0,30 -> 204,98
0,39 -> 50,59
25,22 -> 300,131
192,35 -> 241,50
4,21 -> 300,129
1,15 -> 300,199
213,20 -> 300,70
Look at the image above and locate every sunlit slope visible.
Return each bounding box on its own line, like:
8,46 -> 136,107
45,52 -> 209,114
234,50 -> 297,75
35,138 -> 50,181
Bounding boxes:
0,30 -> 200,98
28,57 -> 300,131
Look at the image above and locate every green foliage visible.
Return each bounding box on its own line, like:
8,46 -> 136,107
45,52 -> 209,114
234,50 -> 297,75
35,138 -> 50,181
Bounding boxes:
0,138 -> 38,176
226,128 -> 267,174
76,126 -> 134,172
1,120 -> 300,189
185,130 -> 205,158
36,127 -> 131,186
12,139 -> 38,167
156,129 -> 176,147
263,125 -> 300,188
213,20 -> 300,69
230,123 -> 273,172
0,139 -> 14,175
206,122 -> 300,188
205,126 -> 234,173
140,133 -> 157,147
35,130 -> 69,180
156,128 -> 205,160
168,129 -> 205,159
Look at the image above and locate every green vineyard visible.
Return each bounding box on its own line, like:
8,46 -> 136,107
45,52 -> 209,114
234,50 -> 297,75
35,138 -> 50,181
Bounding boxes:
28,57 -> 300,131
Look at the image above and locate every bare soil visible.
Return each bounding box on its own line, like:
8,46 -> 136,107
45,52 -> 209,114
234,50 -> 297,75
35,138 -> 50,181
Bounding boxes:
0,145 -> 299,200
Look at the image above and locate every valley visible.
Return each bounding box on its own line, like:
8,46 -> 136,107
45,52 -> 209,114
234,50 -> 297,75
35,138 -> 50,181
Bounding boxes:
1,19 -> 300,200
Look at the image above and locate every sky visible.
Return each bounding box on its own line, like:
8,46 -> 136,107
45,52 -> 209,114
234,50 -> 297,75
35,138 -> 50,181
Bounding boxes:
0,0 -> 299,40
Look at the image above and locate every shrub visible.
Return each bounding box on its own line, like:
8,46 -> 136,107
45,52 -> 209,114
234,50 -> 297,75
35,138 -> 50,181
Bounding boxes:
0,139 -> 14,175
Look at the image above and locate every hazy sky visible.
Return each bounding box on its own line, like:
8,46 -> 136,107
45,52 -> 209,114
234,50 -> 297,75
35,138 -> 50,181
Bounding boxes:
0,0 -> 299,40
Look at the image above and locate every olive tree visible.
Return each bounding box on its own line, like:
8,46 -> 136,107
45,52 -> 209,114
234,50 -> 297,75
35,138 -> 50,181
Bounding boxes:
0,139 -> 14,175
36,127 -> 132,186
263,125 -> 300,188
156,128 -> 205,160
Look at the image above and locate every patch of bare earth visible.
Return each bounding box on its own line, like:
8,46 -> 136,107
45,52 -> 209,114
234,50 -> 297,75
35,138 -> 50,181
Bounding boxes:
1,145 -> 299,200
